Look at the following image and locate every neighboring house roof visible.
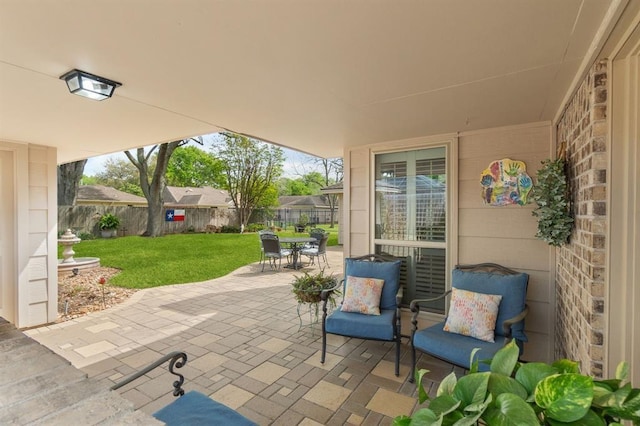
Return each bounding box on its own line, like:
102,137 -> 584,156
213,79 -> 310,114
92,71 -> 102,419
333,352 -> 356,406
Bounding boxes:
164,186 -> 233,208
320,182 -> 343,194
77,185 -> 147,206
278,195 -> 330,209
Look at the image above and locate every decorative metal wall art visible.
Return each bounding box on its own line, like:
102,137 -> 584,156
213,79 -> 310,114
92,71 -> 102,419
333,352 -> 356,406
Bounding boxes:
480,158 -> 532,206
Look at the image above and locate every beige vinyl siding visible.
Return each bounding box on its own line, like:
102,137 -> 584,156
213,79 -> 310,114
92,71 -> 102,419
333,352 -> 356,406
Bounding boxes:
345,125 -> 552,362
346,147 -> 371,255
458,122 -> 554,362
24,145 -> 57,327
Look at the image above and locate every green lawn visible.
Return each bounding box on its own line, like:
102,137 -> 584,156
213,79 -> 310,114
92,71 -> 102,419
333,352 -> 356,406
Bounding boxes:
62,226 -> 340,289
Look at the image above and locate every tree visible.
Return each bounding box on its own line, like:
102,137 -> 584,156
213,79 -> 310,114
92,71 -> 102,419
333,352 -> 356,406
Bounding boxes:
214,133 -> 285,227
93,157 -> 144,196
166,146 -> 225,188
277,177 -> 313,196
125,140 -> 190,237
57,159 -> 87,205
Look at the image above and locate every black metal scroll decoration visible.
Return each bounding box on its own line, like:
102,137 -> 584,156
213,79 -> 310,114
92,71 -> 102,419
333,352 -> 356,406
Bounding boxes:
111,351 -> 188,398
168,351 -> 187,396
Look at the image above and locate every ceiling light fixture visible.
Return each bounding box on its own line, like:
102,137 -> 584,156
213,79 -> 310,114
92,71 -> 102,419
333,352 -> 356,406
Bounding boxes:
59,69 -> 122,101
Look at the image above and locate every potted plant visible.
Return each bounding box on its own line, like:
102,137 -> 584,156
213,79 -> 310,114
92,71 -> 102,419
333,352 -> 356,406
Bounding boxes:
532,144 -> 574,246
295,213 -> 310,233
394,340 -> 639,425
291,270 -> 340,306
98,213 -> 120,238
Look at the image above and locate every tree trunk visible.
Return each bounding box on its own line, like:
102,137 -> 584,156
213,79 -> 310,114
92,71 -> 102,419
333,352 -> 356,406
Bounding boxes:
57,159 -> 87,206
126,141 -> 182,237
327,193 -> 338,228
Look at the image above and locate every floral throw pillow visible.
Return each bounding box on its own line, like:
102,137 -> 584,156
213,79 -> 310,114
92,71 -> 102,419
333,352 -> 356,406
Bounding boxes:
443,288 -> 502,342
340,276 -> 385,315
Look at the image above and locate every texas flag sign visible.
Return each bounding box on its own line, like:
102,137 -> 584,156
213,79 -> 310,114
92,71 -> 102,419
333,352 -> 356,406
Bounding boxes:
165,209 -> 185,222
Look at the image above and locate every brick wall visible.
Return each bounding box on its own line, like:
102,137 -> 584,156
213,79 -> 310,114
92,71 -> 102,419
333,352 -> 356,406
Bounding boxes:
555,60 -> 608,377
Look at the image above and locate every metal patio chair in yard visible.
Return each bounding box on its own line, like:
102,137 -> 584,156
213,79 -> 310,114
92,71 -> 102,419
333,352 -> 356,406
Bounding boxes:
257,229 -> 275,267
260,233 -> 291,271
320,254 -> 403,376
300,233 -> 330,268
308,228 -> 327,246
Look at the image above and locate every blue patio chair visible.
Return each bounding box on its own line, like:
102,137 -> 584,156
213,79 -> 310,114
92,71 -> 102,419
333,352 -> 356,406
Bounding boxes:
320,254 -> 403,376
112,352 -> 256,426
409,263 -> 529,381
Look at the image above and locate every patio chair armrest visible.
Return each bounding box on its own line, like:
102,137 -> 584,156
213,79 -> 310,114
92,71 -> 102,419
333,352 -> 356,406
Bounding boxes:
409,291 -> 451,331
502,304 -> 529,337
395,286 -> 404,306
409,291 -> 451,312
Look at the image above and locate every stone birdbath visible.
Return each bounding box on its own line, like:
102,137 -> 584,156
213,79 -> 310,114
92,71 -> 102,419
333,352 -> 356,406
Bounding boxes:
58,229 -> 100,273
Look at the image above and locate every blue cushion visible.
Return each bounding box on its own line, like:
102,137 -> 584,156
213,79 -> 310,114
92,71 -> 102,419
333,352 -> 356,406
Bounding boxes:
413,322 -> 508,371
344,258 -> 401,310
452,269 -> 528,341
153,391 -> 257,426
326,309 -> 396,340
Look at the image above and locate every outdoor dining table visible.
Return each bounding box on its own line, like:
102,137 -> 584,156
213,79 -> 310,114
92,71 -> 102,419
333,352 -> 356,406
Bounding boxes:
279,237 -> 317,270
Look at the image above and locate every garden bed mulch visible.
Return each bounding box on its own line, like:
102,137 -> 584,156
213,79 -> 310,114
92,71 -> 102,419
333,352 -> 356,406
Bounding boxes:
57,267 -> 137,322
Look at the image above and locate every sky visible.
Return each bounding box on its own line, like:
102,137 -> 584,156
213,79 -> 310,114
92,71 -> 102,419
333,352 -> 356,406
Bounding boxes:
83,134 -> 323,178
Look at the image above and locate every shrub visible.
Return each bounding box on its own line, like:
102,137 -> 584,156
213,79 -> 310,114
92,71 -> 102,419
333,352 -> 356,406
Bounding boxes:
395,341 -> 639,425
220,225 -> 240,233
246,223 -> 266,232
98,213 -> 120,230
298,213 -> 309,226
77,231 -> 96,240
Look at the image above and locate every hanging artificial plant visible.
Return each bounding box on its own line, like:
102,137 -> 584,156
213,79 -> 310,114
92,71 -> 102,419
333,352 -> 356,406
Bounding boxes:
532,143 -> 574,246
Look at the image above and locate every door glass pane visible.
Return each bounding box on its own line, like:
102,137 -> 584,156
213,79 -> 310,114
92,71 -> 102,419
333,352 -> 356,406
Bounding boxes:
374,146 -> 448,314
375,148 -> 446,242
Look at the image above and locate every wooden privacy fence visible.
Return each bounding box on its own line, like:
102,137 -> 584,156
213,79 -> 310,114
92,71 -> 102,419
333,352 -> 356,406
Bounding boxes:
58,205 -> 237,237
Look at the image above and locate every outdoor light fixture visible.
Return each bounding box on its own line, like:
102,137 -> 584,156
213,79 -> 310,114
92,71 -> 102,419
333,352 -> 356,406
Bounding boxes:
59,69 -> 122,101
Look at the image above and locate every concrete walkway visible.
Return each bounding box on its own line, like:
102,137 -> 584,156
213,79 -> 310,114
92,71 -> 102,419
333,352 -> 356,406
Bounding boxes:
25,247 -> 458,425
0,317 -> 160,424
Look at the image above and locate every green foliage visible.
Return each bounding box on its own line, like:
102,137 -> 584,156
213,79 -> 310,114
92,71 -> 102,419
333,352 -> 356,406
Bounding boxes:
256,184 -> 279,209
98,213 -> 120,230
298,213 -> 310,226
532,158 -> 573,246
213,132 -> 285,226
278,177 -> 314,196
92,157 -> 144,196
291,270 -> 340,305
395,341 -> 639,425
81,175 -> 99,185
220,225 -> 240,233
166,145 -> 226,188
76,231 -> 96,240
246,223 -> 266,232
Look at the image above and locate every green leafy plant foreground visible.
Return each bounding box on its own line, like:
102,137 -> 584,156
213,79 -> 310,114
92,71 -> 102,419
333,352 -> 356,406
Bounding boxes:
532,158 -> 574,246
395,341 -> 640,425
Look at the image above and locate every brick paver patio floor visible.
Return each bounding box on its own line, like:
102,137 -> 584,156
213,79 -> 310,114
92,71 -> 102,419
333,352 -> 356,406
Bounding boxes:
26,246 -> 460,425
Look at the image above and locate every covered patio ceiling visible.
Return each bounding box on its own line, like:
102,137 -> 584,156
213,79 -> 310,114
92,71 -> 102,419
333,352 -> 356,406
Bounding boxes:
0,0 -> 616,164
